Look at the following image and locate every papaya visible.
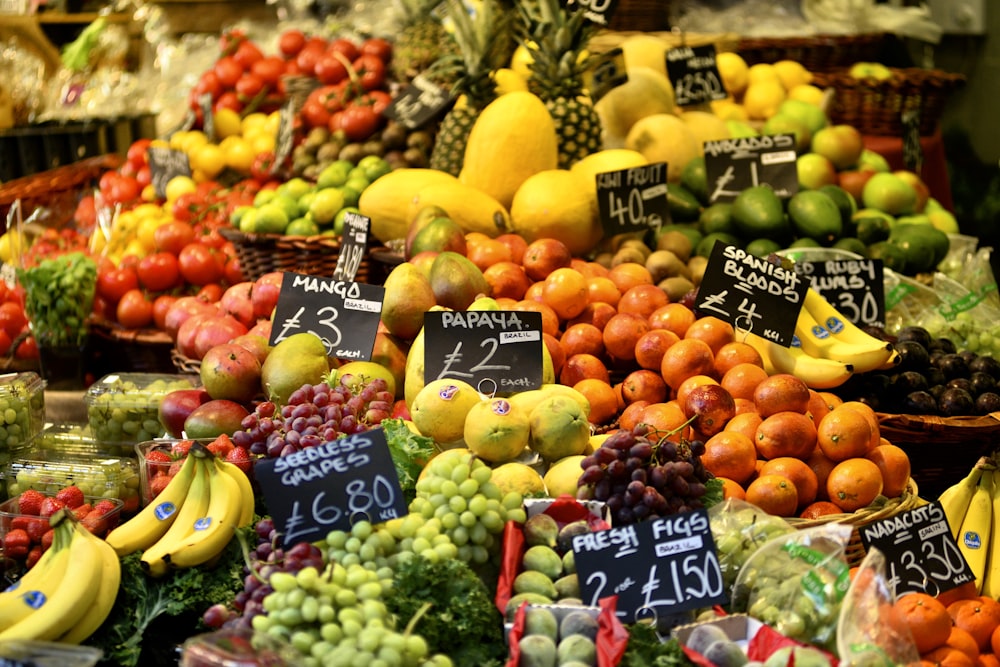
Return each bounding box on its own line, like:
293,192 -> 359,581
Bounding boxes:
358,168 -> 459,244
407,181 -> 510,237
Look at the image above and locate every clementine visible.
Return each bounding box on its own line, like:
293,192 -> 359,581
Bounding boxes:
816,405 -> 874,462
648,303 -> 696,338
894,592 -> 952,653
719,476 -> 747,500
745,474 -> 799,516
798,500 -> 844,519
866,443 -> 912,498
702,431 -> 758,484
760,456 -> 819,507
826,457 -> 884,512
684,316 -> 736,355
950,597 -> 1000,652
660,338 -> 716,394
754,411 -> 818,460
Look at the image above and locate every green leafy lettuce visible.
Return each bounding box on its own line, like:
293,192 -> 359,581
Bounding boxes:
382,418 -> 438,505
620,621 -> 697,667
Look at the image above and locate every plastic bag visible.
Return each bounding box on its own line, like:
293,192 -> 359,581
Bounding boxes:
836,547 -> 921,666
731,522 -> 853,653
708,497 -> 796,601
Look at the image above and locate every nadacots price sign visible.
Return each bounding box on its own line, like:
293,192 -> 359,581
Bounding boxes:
596,162 -> 670,237
332,212 -> 370,283
572,508 -> 725,629
423,310 -> 544,395
694,242 -> 807,346
791,257 -> 886,328
703,134 -> 799,203
255,427 -> 408,549
858,501 -> 976,597
666,44 -> 727,107
269,272 -> 385,361
148,147 -> 192,199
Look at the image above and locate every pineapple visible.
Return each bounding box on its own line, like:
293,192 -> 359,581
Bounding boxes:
518,0 -> 603,169
391,0 -> 459,85
428,0 -> 513,176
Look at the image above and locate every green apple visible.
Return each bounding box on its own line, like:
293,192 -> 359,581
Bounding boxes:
777,98 -> 828,136
857,148 -> 891,173
862,172 -> 917,216
810,124 -> 864,170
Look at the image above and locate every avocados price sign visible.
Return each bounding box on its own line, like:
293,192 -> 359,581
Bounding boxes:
791,257 -> 886,328
703,133 -> 799,203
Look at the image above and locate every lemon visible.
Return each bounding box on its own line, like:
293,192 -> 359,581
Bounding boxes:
220,135 -> 255,173
773,60 -> 814,91
191,142 -> 227,179
542,455 -> 587,498
747,63 -> 780,85
249,132 -> 276,155
492,68 -> 528,95
164,175 -> 197,203
241,112 -> 269,136
715,51 -> 749,97
0,231 -> 24,264
491,462 -> 547,498
410,379 -> 483,446
508,169 -> 600,256
742,79 -> 787,120
787,83 -> 826,107
710,97 -> 749,121
680,110 -> 731,149
213,108 -> 243,139
510,42 -> 535,79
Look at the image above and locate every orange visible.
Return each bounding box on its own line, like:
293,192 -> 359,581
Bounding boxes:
841,400 -> 882,451
721,362 -> 770,401
542,267 -> 589,321
990,623 -> 1000,658
621,369 -> 669,405
607,262 -> 653,294
560,353 -> 611,386
759,456 -> 819,507
866,443 -> 912,498
949,626 -> 982,662
639,401 -> 691,441
525,280 -> 545,302
816,405 -> 874,462
713,341 -> 764,377
754,411 -> 817,460
753,373 -> 812,417
951,598 -> 1000,652
806,389 -> 835,424
660,338 -> 716,394
938,582 -> 980,610
683,384 -> 737,439
982,654 -> 1000,667
648,303 -> 696,338
496,233 -> 528,264
543,332 -> 565,377
683,316 -> 736,356
819,391 -> 844,410
466,237 -> 511,270
806,448 -> 838,501
724,411 -> 763,443
826,457 -> 883,512
560,322 -> 606,359
572,258 -> 607,279
512,299 -> 560,338
586,276 -> 621,306
603,312 -> 651,362
718,476 -> 746,500
619,400 -> 651,431
634,329 -> 680,371
618,284 -> 669,319
521,237 -> 572,281
799,500 -> 844,519
702,431 -> 758,484
894,592 -> 953,654
745,474 -> 799,517
573,378 -> 619,425
483,261 -> 532,300
923,646 -> 976,667
569,302 -> 617,331
734,397 -> 757,415
675,374 -> 720,409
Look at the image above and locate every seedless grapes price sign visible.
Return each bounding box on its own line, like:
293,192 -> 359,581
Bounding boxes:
858,501 -> 975,597
269,272 -> 385,361
255,427 -> 407,549
792,257 -> 886,328
596,163 -> 670,237
703,134 -> 799,203
572,508 -> 725,629
695,242 -> 807,346
423,310 -> 543,394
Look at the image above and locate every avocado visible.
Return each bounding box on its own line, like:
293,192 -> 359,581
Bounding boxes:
731,185 -> 791,244
668,183 -> 704,223
787,190 -> 844,246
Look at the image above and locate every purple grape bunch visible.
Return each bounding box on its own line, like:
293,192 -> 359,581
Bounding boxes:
576,424 -> 712,525
232,375 -> 395,459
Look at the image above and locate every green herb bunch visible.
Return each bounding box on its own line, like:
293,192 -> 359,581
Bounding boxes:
16,251 -> 97,348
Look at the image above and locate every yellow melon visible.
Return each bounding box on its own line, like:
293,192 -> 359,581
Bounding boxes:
358,168 -> 460,243
509,169 -> 602,256
407,181 -> 510,237
680,110 -> 731,152
594,67 -> 675,148
624,114 -> 700,183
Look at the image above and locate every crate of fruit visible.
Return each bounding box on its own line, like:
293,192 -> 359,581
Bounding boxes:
218,227 -> 377,284
0,371 -> 45,454
2,450 -> 140,515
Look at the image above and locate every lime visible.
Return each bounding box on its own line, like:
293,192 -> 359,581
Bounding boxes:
297,191 -> 317,217
339,186 -> 361,209
237,208 -> 259,233
270,194 -> 301,222
253,188 -> 277,207
309,189 -> 345,226
334,206 -> 361,235
277,177 -> 313,201
788,237 -> 822,248
254,203 -> 290,235
345,176 -> 370,194
745,237 -> 783,257
286,217 -> 321,236
357,155 -> 391,182
316,161 -> 352,189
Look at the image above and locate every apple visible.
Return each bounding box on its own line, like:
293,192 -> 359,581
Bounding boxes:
837,169 -> 877,203
776,98 -> 828,135
163,296 -> 217,340
892,170 -> 930,213
796,152 -> 838,190
857,148 -> 891,173
848,62 -> 893,81
158,387 -> 212,438
810,124 -> 864,170
251,272 -> 283,321
862,172 -> 917,216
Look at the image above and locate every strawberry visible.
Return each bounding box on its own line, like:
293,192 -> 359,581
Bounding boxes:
81,510 -> 109,536
25,545 -> 43,570
4,528 -> 29,558
93,499 -> 117,515
144,449 -> 171,477
207,433 -> 235,457
168,460 -> 186,478
38,497 -> 65,518
55,485 -> 85,509
148,474 -> 172,499
72,503 -> 92,521
17,489 -> 45,516
171,440 -> 194,458
10,516 -> 31,531
24,517 -> 48,544
225,446 -> 253,475
122,493 -> 139,515
40,528 -> 54,551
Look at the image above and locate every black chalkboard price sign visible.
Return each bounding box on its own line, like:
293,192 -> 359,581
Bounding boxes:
384,74 -> 454,130
273,101 -> 297,176
703,134 -> 799,203
582,47 -> 627,103
666,44 -> 727,107
694,242 -> 807,346
858,501 -> 975,597
332,212 -> 370,283
572,508 -> 725,628
565,0 -> 621,26
269,272 -> 385,361
423,310 -> 543,394
791,257 -> 886,328
148,147 -> 192,199
254,427 -> 408,549
596,162 -> 670,237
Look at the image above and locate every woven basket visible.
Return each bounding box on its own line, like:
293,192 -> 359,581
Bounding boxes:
88,319 -> 177,376
876,412 -> 1000,500
170,348 -> 201,376
788,478 -> 922,568
811,67 -> 966,136
606,0 -> 670,32
736,33 -> 886,72
219,227 -> 376,284
588,29 -> 741,56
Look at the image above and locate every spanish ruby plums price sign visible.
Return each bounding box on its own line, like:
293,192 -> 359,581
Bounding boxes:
566,0 -> 621,26
332,212 -> 370,283
666,44 -> 727,107
791,257 -> 886,328
694,242 -> 807,346
384,74 -> 454,130
858,501 -> 975,597
269,272 -> 385,361
148,147 -> 192,199
423,310 -> 543,395
572,508 -> 725,629
596,162 -> 670,236
703,134 -> 799,203
255,427 -> 408,549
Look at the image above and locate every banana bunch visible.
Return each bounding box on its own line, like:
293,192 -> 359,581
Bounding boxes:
0,510 -> 120,643
106,446 -> 254,577
938,456 -> 1000,595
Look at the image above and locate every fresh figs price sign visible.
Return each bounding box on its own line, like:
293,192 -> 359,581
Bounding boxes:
572,508 -> 725,629
596,162 -> 670,236
666,44 -> 727,107
255,427 -> 408,549
791,257 -> 886,328
384,74 -> 454,130
565,0 -> 621,26
148,147 -> 192,199
703,134 -> 799,203
858,501 -> 975,597
695,242 -> 807,346
332,212 -> 370,283
423,310 -> 543,395
269,272 -> 385,361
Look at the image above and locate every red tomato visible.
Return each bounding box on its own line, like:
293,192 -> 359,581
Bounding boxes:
314,54 -> 348,86
328,38 -> 360,62
352,54 -> 386,91
295,42 -> 327,77
154,221 -> 196,255
97,266 -> 139,304
116,289 -> 154,329
360,37 -> 392,61
278,29 -> 307,58
137,252 -> 182,292
0,330 -> 12,356
333,104 -> 381,142
118,255 -> 141,271
213,91 -> 242,114
126,138 -> 152,166
213,56 -> 243,88
300,99 -> 330,129
193,69 -> 222,101
92,294 -> 116,321
362,90 -> 392,116
235,73 -> 266,101
152,294 -> 179,331
233,40 -> 264,69
135,165 -> 152,188
196,283 -> 225,303
224,256 -> 244,285
251,56 -> 286,87
14,335 -> 37,360
0,302 -> 26,340
178,243 -> 224,286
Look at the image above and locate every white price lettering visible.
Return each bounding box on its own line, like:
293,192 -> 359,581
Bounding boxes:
606,188 -> 645,227
435,337 -> 511,381
273,305 -> 342,353
834,290 -> 879,325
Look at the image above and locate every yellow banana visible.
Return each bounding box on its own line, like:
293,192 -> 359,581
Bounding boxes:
216,459 -> 255,528
0,523 -> 72,632
106,453 -> 200,556
162,458 -> 243,571
802,288 -> 889,345
794,307 -> 894,373
980,468 -> 1000,599
743,330 -> 854,389
57,525 -> 122,645
141,457 -> 212,578
957,466 -> 994,593
939,459 -> 988,539
0,523 -> 104,641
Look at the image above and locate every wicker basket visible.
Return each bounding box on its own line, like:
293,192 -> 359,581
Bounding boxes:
812,67 -> 966,137
606,0 -> 670,32
88,319 -> 177,376
788,478 -> 922,568
219,227 -> 378,284
876,412 -> 1000,500
588,29 -> 741,56
736,33 -> 886,72
170,348 -> 201,376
